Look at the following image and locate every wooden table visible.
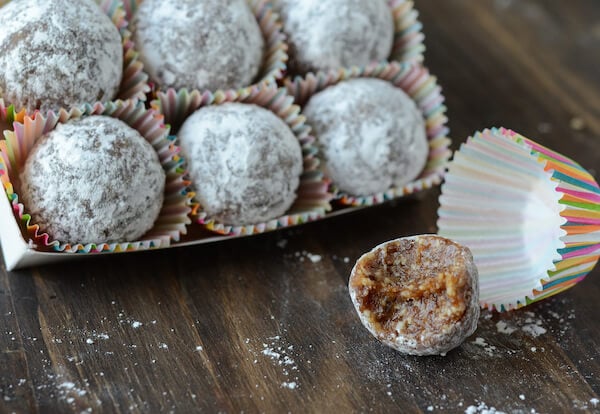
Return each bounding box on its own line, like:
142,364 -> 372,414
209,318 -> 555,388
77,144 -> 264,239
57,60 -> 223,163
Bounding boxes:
1,0 -> 599,413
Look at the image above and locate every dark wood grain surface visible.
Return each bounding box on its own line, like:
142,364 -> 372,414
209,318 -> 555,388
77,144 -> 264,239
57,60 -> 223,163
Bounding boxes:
1,0 -> 600,413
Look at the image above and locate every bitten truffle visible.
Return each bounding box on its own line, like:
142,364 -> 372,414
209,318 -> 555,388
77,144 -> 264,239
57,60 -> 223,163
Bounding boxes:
0,0 -> 123,112
275,0 -> 393,74
20,116 -> 165,245
349,235 -> 480,356
303,78 -> 429,196
132,0 -> 264,91
178,103 -> 303,226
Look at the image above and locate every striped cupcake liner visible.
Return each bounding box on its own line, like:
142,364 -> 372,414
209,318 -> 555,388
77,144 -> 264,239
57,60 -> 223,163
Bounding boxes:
286,61 -> 451,207
153,85 -> 333,236
123,0 -> 287,98
97,0 -> 150,102
438,128 -> 599,311
0,100 -> 191,254
0,99 -> 12,133
389,0 -> 426,64
0,0 -> 149,111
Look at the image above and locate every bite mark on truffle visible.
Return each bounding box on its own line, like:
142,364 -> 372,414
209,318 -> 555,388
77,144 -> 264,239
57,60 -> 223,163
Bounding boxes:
349,235 -> 480,356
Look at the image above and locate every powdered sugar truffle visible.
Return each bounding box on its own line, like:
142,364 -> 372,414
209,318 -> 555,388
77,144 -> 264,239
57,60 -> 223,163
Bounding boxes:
303,78 -> 429,196
132,0 -> 264,91
349,235 -> 480,356
275,0 -> 393,74
20,116 -> 165,245
178,103 -> 303,226
0,0 -> 123,112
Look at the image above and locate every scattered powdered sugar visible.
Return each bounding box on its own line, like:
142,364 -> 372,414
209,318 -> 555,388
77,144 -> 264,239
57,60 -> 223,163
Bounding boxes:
464,402 -> 506,414
471,337 -> 498,357
496,317 -> 547,338
131,321 -> 143,329
57,381 -> 76,390
519,311 -> 548,337
246,334 -> 301,391
332,254 -> 352,263
261,337 -> 297,370
495,321 -> 517,335
521,324 -> 547,338
1,373 -> 94,409
490,310 -> 549,340
286,251 -> 352,265
287,250 -> 327,264
307,253 -> 322,263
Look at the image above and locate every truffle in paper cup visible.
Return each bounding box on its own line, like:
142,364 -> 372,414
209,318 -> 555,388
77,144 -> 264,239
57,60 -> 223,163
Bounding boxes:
153,85 -> 332,236
0,100 -> 191,254
0,0 -> 149,113
438,128 -> 600,311
275,0 -> 425,77
286,61 -> 451,207
124,0 -> 287,96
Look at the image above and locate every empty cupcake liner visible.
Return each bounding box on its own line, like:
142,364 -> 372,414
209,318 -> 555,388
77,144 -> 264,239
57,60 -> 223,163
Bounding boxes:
153,85 -> 333,236
438,128 -> 599,311
0,0 -> 150,112
123,0 -> 287,97
0,100 -> 191,254
286,61 -> 451,207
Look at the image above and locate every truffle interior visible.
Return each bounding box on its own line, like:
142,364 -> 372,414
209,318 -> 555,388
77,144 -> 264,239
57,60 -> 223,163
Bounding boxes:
351,237 -> 472,338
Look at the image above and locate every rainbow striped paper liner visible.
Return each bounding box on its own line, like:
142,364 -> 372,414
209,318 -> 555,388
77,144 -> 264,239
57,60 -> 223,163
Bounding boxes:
97,0 -> 150,102
388,0 -> 426,64
0,100 -> 191,254
281,0 -> 425,80
153,85 -> 333,236
0,0 -> 149,110
123,0 -> 287,97
438,128 -> 599,311
0,99 -> 13,133
285,61 -> 451,207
